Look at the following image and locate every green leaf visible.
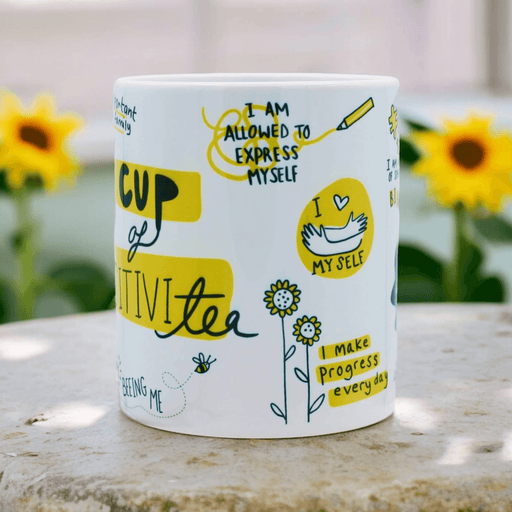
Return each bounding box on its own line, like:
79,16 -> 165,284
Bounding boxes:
471,215 -> 512,243
398,274 -> 445,302
402,118 -> 435,132
459,235 -> 484,280
0,170 -> 44,194
0,171 -> 13,195
49,261 -> 115,312
0,279 -> 17,324
466,276 -> 505,303
400,138 -> 421,167
398,244 -> 446,302
398,244 -> 444,284
24,175 -> 44,192
452,231 -> 504,302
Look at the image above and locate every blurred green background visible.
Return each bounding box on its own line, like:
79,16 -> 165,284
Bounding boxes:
2,0 -> 512,322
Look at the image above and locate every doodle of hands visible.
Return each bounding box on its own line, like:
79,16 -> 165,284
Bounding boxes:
302,212 -> 368,257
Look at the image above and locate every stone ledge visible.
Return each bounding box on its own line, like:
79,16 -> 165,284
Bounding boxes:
1,304 -> 511,511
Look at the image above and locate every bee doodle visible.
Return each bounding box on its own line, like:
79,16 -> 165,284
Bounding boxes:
193,353 -> 217,374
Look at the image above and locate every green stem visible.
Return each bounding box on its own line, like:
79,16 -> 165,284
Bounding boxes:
13,190 -> 37,320
445,203 -> 466,302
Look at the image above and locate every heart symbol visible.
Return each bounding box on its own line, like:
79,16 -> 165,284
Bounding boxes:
333,194 -> 349,211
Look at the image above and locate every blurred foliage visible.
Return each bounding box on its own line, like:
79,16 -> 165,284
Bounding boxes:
398,242 -> 505,303
0,90 -> 114,324
398,113 -> 512,303
48,262 -> 114,312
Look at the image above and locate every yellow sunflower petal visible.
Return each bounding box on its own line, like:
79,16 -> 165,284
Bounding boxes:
55,112 -> 83,138
6,168 -> 24,189
0,90 -> 83,191
411,112 -> 512,213
0,90 -> 26,120
31,93 -> 57,119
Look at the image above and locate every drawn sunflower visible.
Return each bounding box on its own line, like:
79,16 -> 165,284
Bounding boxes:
0,90 -> 83,190
264,278 -> 301,424
293,315 -> 321,346
411,112 -> 512,212
264,279 -> 301,318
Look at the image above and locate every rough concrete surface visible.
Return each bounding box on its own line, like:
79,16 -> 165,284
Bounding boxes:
0,305 -> 511,511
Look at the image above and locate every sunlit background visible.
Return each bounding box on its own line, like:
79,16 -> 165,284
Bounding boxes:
1,0 -> 512,321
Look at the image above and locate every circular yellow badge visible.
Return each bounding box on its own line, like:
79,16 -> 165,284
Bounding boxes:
296,178 -> 374,279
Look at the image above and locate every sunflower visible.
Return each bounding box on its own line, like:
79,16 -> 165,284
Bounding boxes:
0,90 -> 83,190
411,112 -> 512,212
263,279 -> 301,318
293,315 -> 321,346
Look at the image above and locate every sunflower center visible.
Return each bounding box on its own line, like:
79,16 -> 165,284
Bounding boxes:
451,139 -> 485,170
19,125 -> 49,150
273,289 -> 293,310
300,322 -> 315,339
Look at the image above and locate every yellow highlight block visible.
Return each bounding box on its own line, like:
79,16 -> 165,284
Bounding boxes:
328,370 -> 388,407
115,160 -> 201,222
319,335 -> 371,360
115,246 -> 234,341
316,352 -> 380,385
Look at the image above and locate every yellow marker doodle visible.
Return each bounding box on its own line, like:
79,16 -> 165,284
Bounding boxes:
336,98 -> 374,131
388,104 -> 398,139
203,97 -> 375,182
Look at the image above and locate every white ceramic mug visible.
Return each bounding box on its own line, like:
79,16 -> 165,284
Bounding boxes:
114,74 -> 399,438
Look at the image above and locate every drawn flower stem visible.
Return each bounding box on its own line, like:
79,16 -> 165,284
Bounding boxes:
264,279 -> 301,424
281,317 -> 288,424
293,315 -> 325,423
306,344 -> 311,423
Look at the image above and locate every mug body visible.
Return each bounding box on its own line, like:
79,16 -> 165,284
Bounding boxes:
114,73 -> 399,438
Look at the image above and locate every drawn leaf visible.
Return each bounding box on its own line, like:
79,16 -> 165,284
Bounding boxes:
309,394 -> 326,415
285,345 -> 296,361
294,367 -> 309,383
270,403 -> 285,418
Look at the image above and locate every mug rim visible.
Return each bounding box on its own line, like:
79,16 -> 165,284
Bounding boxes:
115,73 -> 399,88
